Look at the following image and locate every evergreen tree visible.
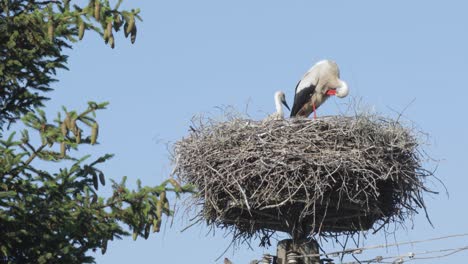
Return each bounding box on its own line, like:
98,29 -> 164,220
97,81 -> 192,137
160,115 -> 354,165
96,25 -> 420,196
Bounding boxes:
0,1 -> 191,263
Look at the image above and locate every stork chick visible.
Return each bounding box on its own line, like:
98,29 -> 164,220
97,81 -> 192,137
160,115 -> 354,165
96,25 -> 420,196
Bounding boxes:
264,91 -> 290,122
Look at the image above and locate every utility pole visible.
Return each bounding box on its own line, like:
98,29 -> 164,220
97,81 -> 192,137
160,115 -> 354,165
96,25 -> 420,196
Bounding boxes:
276,238 -> 320,264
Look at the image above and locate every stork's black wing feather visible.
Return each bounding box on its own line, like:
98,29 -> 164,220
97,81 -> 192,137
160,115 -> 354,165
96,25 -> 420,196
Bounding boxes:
290,81 -> 316,117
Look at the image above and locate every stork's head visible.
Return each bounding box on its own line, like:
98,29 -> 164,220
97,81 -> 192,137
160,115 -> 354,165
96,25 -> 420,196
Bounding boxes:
275,91 -> 290,111
325,80 -> 349,98
336,80 -> 349,98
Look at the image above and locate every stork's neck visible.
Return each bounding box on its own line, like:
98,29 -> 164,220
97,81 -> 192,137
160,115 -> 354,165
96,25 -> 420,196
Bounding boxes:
275,96 -> 284,117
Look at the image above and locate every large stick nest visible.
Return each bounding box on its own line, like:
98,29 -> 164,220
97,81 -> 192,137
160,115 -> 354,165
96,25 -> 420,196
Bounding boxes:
173,113 -> 435,244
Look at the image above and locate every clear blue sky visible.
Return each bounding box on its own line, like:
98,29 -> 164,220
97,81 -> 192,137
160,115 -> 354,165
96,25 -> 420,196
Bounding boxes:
45,0 -> 468,263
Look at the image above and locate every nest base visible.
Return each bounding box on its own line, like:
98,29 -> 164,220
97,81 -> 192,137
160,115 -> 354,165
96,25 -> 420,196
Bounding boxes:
174,115 -> 433,244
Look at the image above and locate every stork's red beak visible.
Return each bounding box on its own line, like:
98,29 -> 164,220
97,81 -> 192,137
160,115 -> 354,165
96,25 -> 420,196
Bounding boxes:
326,89 -> 337,96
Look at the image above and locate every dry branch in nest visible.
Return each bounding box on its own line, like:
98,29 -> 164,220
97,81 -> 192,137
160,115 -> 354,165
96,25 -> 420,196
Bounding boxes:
173,113 -> 436,245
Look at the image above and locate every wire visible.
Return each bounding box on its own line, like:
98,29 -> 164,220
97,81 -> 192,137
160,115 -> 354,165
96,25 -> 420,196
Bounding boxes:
338,245 -> 468,264
293,232 -> 468,258
251,233 -> 468,264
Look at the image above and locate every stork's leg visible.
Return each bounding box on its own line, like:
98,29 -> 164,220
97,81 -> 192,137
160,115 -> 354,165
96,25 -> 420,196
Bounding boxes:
313,102 -> 317,120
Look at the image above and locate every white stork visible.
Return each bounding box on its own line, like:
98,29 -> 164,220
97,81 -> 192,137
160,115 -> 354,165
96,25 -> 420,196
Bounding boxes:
264,91 -> 290,122
290,60 -> 349,119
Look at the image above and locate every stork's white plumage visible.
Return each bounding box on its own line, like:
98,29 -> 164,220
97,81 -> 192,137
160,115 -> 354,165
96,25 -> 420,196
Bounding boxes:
290,60 -> 349,118
264,91 -> 290,122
